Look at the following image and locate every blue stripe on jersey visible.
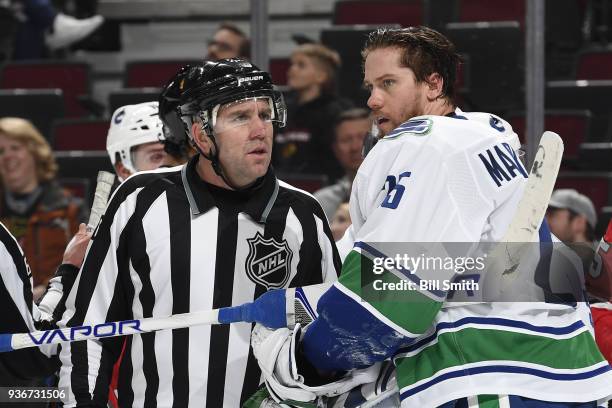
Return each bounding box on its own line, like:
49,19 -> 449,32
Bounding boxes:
385,119 -> 431,139
0,334 -> 13,352
354,241 -> 446,298
439,396 -> 600,408
397,316 -> 586,355
301,285 -> 410,371
400,364 -> 612,401
295,287 -> 317,319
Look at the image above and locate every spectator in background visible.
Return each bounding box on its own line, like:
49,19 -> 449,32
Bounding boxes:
10,0 -> 103,60
546,188 -> 597,243
546,188 -> 598,299
314,108 -> 371,219
330,201 -> 350,241
0,117 -> 87,300
206,22 -> 250,61
274,43 -> 353,181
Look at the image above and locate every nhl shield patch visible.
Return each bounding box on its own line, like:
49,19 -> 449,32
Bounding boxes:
245,232 -> 293,289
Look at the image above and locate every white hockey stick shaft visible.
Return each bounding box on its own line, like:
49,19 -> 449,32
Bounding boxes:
0,310 -> 220,352
86,171 -> 115,232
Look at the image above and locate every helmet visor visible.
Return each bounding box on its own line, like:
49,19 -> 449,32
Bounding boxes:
210,94 -> 286,134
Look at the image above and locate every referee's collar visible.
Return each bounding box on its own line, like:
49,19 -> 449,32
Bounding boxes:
181,155 -> 279,223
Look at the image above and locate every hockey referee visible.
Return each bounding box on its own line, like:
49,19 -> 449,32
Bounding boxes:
57,59 -> 341,407
0,222 -> 59,407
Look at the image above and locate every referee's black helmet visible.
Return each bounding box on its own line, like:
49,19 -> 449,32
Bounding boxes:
160,59 -> 286,142
158,64 -> 196,158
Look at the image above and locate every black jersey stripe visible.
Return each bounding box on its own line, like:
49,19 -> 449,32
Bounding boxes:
205,209 -> 239,406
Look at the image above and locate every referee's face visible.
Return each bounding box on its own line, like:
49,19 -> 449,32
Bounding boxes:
213,98 -> 273,187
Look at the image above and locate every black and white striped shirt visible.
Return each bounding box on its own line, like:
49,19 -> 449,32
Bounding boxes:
58,156 -> 341,407
0,222 -> 58,384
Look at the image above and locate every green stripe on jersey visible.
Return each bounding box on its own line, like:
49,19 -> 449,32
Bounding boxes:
395,327 -> 605,386
478,395 -> 501,408
338,251 -> 442,334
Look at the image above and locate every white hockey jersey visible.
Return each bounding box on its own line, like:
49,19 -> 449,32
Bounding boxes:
301,110 -> 612,407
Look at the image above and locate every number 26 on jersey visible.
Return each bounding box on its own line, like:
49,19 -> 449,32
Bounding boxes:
382,171 -> 411,209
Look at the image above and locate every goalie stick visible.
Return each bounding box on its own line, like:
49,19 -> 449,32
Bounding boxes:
0,132 -> 563,353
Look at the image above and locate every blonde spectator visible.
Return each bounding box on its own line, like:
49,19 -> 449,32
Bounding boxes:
0,117 -> 87,299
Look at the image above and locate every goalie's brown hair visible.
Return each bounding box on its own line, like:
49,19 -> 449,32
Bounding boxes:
362,26 -> 461,103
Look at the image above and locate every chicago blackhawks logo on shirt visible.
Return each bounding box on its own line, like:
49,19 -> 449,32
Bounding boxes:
245,232 -> 293,289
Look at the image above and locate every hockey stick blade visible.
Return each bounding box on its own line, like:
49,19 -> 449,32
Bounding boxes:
502,131 -> 563,243
480,131 -> 564,298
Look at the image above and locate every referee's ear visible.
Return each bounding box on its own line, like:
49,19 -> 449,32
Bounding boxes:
191,122 -> 212,155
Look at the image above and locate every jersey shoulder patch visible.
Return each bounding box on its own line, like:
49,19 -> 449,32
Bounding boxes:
384,118 -> 433,139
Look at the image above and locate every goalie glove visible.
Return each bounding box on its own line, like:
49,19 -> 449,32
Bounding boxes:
251,323 -> 381,404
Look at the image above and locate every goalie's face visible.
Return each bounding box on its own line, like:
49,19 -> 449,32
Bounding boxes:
196,97 -> 274,187
364,47 -> 430,136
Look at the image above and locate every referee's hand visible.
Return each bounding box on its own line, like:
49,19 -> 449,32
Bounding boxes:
62,223 -> 92,269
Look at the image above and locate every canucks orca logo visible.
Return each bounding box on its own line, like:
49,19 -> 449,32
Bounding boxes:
114,109 -> 126,124
245,232 -> 293,289
489,115 -> 505,132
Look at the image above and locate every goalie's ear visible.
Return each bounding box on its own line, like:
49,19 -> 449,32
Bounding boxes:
425,72 -> 444,101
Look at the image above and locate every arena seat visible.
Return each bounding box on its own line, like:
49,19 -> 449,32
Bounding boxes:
546,80 -> 612,142
333,0 -> 424,26
321,24 -> 400,106
575,47 -> 612,80
124,60 -> 199,88
506,110 -> 591,167
0,89 -> 64,138
555,172 -> 612,212
108,88 -> 161,114
445,21 -> 523,112
579,143 -> 612,171
270,58 -> 290,85
457,0 -> 525,23
52,119 -> 110,151
0,61 -> 91,117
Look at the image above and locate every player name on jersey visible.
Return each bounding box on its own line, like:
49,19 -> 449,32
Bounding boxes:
478,142 -> 528,187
